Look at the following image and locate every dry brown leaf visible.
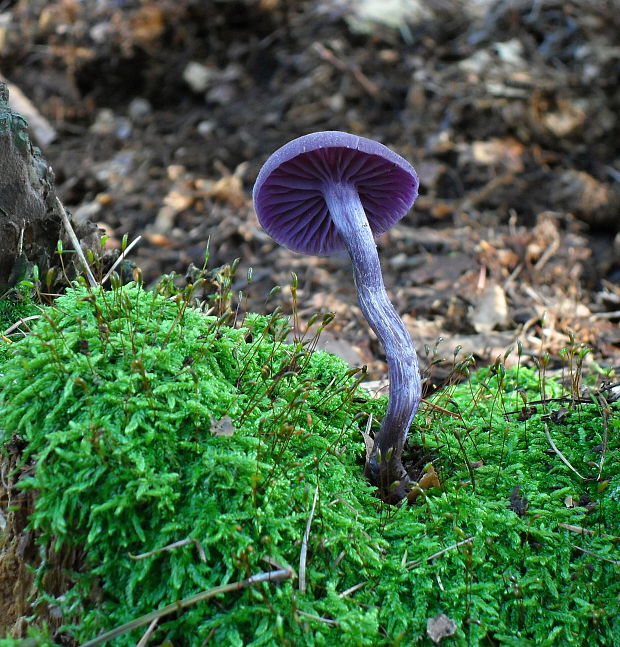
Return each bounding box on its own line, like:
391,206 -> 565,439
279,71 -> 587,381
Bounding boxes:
462,137 -> 525,172
144,232 -> 173,247
130,4 -> 166,45
541,99 -> 586,137
210,416 -> 236,437
469,284 -> 509,333
407,464 -> 440,504
418,464 -> 440,490
208,175 -> 246,208
427,613 -> 457,644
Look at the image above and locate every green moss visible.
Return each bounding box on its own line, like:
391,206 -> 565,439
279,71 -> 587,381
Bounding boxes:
0,626 -> 56,647
1,284 -> 618,646
0,288 -> 38,363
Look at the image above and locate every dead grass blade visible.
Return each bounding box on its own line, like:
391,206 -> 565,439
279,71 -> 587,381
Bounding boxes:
79,567 -> 294,647
406,536 -> 474,569
129,536 -> 206,563
56,197 -> 98,288
101,235 -> 142,285
135,618 -> 159,647
543,423 -> 585,480
299,484 -> 319,593
2,315 -> 41,337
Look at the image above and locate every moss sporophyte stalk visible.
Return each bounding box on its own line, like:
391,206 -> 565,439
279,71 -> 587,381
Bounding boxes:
0,283 -> 619,646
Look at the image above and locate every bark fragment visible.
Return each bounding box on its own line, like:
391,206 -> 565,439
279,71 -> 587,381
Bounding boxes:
0,81 -> 100,293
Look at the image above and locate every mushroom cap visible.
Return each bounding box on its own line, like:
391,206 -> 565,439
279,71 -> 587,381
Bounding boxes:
253,131 -> 419,256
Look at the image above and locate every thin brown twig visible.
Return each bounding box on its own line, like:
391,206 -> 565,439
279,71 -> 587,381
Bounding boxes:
559,523 -> 620,541
458,171 -> 514,212
79,567 -> 294,647
422,398 -> 462,419
533,232 -> 560,271
559,523 -> 594,536
312,42 -> 381,97
503,395 -> 596,417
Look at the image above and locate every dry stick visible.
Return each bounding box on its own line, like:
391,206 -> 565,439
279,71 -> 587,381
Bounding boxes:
56,197 -> 98,288
299,484 -> 319,594
422,399 -> 461,419
135,618 -> 159,647
503,395 -> 596,417
592,310 -> 620,320
543,423 -> 585,480
79,567 -> 294,647
559,522 -> 620,541
2,315 -> 41,337
312,42 -> 380,98
101,235 -> 142,285
559,523 -> 595,536
533,232 -> 560,271
571,545 -> 620,565
406,536 -> 474,569
458,171 -> 514,212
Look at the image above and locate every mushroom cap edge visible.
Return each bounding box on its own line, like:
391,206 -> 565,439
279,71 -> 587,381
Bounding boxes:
253,131 -> 419,256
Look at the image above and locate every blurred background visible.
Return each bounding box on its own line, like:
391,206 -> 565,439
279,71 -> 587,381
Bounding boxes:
1,0 -> 619,381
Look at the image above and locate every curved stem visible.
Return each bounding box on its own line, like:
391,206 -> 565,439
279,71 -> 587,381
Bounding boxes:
323,182 -> 421,490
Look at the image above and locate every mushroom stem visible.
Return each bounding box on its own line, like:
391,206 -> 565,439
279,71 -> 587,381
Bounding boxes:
323,182 -> 421,490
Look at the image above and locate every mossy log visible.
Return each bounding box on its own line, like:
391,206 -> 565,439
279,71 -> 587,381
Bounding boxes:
0,81 -> 100,293
0,80 -> 102,638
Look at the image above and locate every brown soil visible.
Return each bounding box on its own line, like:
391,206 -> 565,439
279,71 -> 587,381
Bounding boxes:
2,0 -> 619,375
1,0 -> 619,636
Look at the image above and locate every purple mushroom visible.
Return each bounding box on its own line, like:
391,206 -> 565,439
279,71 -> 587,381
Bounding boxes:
253,131 -> 421,495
